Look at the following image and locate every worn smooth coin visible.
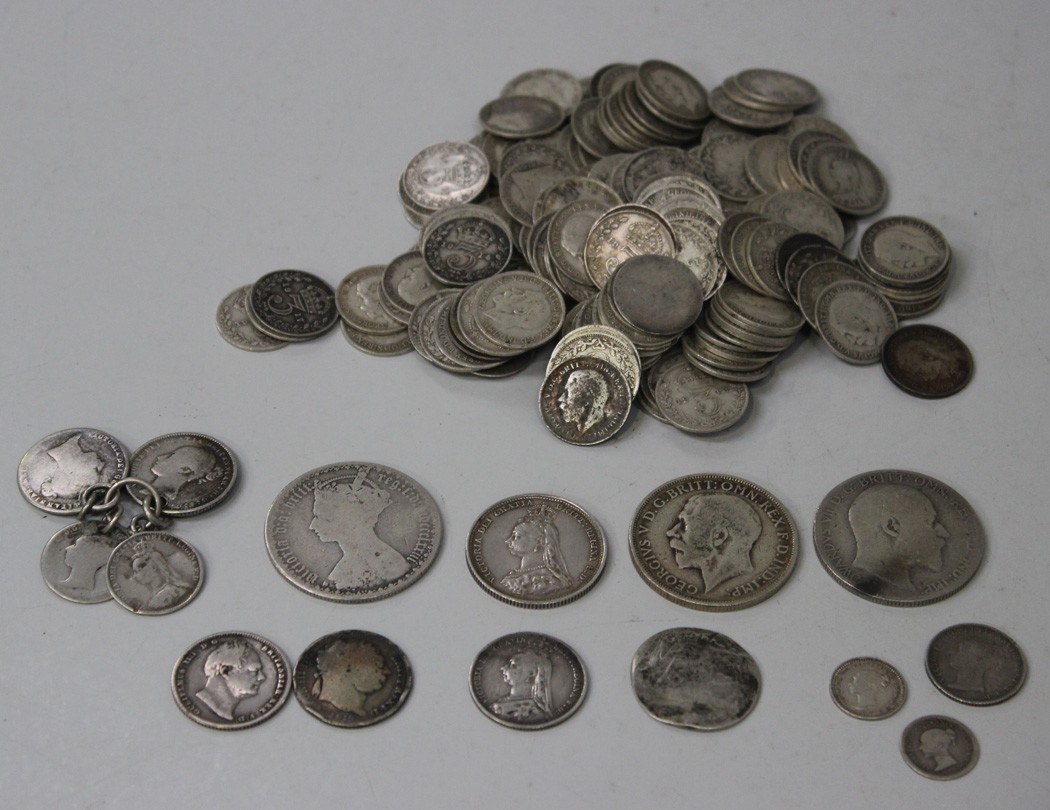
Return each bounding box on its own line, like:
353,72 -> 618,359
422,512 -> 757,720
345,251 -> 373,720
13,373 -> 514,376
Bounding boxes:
925,623 -> 1026,706
881,324 -> 973,398
18,428 -> 128,515
901,716 -> 978,780
172,631 -> 291,730
40,522 -> 130,604
294,630 -> 412,728
631,627 -> 760,730
829,657 -> 907,720
128,432 -> 237,518
470,632 -> 586,730
264,462 -> 442,603
107,531 -> 203,615
630,473 -> 798,610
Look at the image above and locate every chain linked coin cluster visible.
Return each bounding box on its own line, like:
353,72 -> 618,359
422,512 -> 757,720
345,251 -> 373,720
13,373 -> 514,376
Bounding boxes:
20,428 -> 237,615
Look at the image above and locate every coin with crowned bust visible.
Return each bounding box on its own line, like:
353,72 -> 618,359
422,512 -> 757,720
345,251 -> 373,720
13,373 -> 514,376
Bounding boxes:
829,657 -> 907,720
925,623 -> 1026,706
901,715 -> 978,780
294,630 -> 412,728
539,356 -> 632,446
172,631 -> 291,730
107,532 -> 203,615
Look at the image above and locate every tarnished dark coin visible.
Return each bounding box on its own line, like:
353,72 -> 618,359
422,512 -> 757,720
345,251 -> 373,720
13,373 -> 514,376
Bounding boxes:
264,462 -> 442,603
107,531 -> 203,615
901,716 -> 979,780
469,632 -> 586,730
421,204 -> 513,285
629,473 -> 798,610
18,428 -> 128,515
829,657 -> 906,720
172,631 -> 291,730
539,356 -> 632,446
925,623 -> 1026,706
216,285 -> 288,352
813,470 -> 985,606
247,270 -> 338,341
466,494 -> 607,608
881,324 -> 973,398
40,522 -> 130,604
128,432 -> 237,518
294,630 -> 412,728
631,627 -> 760,730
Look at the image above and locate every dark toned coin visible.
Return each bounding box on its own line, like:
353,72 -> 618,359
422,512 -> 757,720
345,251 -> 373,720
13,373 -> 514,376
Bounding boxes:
881,324 -> 974,398
925,623 -> 1026,706
247,270 -> 338,341
901,715 -> 978,780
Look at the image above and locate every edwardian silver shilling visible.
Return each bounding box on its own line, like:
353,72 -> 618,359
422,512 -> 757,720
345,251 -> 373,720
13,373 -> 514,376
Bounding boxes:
294,630 -> 412,728
925,623 -> 1027,706
172,631 -> 291,730
40,522 -> 130,604
470,632 -> 587,730
264,462 -> 442,603
814,280 -> 898,365
128,433 -> 238,518
247,270 -> 338,342
107,531 -> 203,615
813,470 -> 985,606
466,494 -> 607,608
900,716 -> 979,780
631,627 -> 760,730
19,428 -> 128,515
216,285 -> 288,352
829,657 -> 907,720
630,473 -> 798,610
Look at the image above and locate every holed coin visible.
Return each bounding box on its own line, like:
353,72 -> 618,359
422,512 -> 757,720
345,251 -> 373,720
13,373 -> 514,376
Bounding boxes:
264,462 -> 442,603
469,632 -> 586,730
172,631 -> 291,730
294,630 -> 412,728
107,532 -> 204,615
813,470 -> 985,606
18,428 -> 128,515
128,432 -> 238,518
631,627 -> 760,730
881,324 -> 973,398
629,474 -> 798,611
40,522 -> 130,604
901,715 -> 978,780
925,623 -> 1026,706
829,657 -> 906,720
466,494 -> 607,608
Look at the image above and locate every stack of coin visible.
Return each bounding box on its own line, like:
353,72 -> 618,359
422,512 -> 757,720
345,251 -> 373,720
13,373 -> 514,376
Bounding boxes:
399,140 -> 491,227
855,215 -> 952,318
638,348 -> 751,434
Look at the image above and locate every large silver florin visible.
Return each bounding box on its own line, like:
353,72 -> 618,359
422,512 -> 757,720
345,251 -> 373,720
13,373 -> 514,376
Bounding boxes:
264,462 -> 442,603
813,470 -> 985,606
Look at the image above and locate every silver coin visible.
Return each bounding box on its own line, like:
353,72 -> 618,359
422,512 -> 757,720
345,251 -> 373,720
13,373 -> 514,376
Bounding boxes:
480,95 -> 565,139
40,522 -> 130,604
858,215 -> 951,285
264,462 -> 441,603
635,60 -> 709,128
216,285 -> 288,352
697,134 -> 761,201
759,188 -> 845,248
335,265 -> 405,335
671,220 -> 728,300
539,356 -> 632,446
901,716 -> 979,780
709,85 -> 792,130
631,627 -> 760,730
653,352 -> 750,434
172,631 -> 291,730
294,630 -> 412,728
340,321 -> 413,356
734,68 -> 819,109
583,203 -> 676,289
534,176 -> 620,223
18,428 -> 128,515
804,141 -> 887,217
380,250 -> 450,323
814,280 -> 898,365
127,432 -> 237,518
402,141 -> 489,212
813,470 -> 985,606
107,531 -> 203,615
609,254 -> 705,336
247,269 -> 338,341
547,325 -> 641,396
500,68 -> 582,116
498,144 -> 578,226
421,204 -> 514,285
466,494 -> 607,608
630,473 -> 798,610
829,657 -> 907,720
925,623 -> 1026,706
796,258 -> 868,326
472,271 -> 566,352
469,632 -> 586,730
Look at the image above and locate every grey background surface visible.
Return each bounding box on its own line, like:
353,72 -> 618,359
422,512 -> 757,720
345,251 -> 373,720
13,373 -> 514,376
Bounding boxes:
2,1 -> 1048,807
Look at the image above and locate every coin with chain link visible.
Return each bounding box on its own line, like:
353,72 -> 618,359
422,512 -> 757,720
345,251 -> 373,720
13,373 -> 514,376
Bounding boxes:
925,623 -> 1026,706
294,630 -> 412,728
469,632 -> 586,730
630,473 -> 798,610
264,462 -> 441,603
107,531 -> 203,615
172,631 -> 291,730
18,428 -> 128,515
829,657 -> 907,720
631,627 -> 760,730
901,716 -> 978,780
128,433 -> 238,518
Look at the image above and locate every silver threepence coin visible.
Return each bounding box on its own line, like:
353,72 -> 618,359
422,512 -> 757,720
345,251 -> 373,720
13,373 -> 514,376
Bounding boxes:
829,657 -> 907,720
881,324 -> 973,398
420,204 -> 514,286
631,627 -> 760,730
469,632 -> 586,730
500,68 -> 582,116
265,462 -> 442,603
813,470 -> 985,606
582,204 -> 677,289
172,631 -> 291,730
107,531 -> 203,615
335,265 -> 405,335
40,522 -> 130,604
128,432 -> 237,518
858,216 -> 950,286
925,623 -> 1026,706
630,474 -> 798,610
814,280 -> 898,365
401,141 -> 490,212
479,95 -> 565,139
216,285 -> 288,351
539,356 -> 632,446
340,321 -> 412,356
901,715 -> 978,780
247,270 -> 338,341
472,271 -> 566,353
733,68 -> 819,110
652,352 -> 750,434
18,427 -> 128,515
609,254 -> 705,336
466,494 -> 607,608
294,630 -> 412,728
547,325 -> 641,396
